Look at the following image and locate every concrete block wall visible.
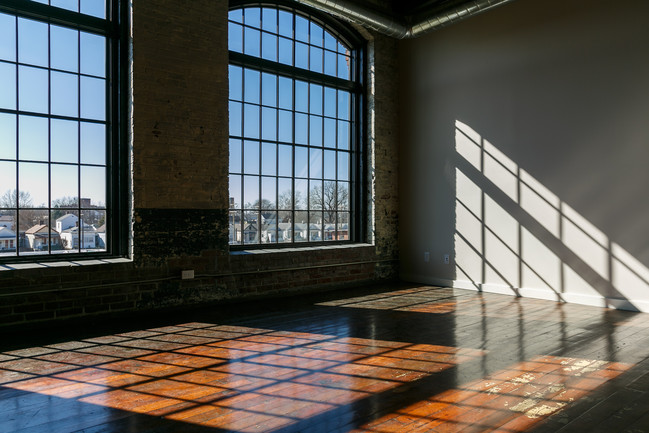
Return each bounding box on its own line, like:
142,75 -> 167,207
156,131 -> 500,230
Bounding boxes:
0,1 -> 400,329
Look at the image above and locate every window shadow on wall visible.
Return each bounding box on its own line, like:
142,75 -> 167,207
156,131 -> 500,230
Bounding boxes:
454,120 -> 649,311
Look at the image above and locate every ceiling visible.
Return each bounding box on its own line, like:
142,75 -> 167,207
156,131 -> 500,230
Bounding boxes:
300,0 -> 517,38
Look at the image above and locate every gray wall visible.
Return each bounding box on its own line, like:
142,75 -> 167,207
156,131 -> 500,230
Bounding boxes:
399,0 -> 649,310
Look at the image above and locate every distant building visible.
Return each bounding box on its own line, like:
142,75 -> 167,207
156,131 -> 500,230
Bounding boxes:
0,226 -> 16,250
0,215 -> 13,230
25,225 -> 61,250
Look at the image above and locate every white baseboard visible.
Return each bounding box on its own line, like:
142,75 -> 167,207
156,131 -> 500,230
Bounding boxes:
400,274 -> 649,313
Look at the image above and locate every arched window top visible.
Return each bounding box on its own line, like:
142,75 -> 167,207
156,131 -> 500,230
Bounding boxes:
228,3 -> 360,82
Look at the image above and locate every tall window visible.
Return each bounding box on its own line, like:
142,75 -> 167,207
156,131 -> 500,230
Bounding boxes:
0,0 -> 126,260
228,2 -> 363,246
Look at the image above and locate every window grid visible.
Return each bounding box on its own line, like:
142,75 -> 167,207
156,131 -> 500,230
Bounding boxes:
0,1 -> 113,259
228,4 -> 360,246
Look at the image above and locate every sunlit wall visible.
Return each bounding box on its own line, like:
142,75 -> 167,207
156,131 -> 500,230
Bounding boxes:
399,0 -> 649,311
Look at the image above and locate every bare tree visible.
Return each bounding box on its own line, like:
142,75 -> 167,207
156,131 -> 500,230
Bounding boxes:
0,190 -> 42,230
310,181 -> 348,222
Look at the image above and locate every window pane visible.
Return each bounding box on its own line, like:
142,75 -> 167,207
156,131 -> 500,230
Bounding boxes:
310,22 -> 323,47
278,11 -> 293,38
243,175 -> 259,209
243,210 -> 259,244
261,32 -> 277,62
338,54 -> 350,79
20,209 -> 51,254
244,27 -> 260,57
261,142 -> 276,176
228,22 -> 243,53
244,7 -> 261,28
229,174 -> 241,209
262,8 -> 277,33
80,122 -> 105,165
261,73 -> 277,106
19,66 -> 48,113
80,76 -> 105,120
309,148 -> 322,179
338,153 -> 349,181
52,0 -> 79,12
309,84 -> 322,115
19,115 -> 48,162
295,81 -> 308,113
229,210 -> 241,244
51,119 -> 79,163
310,46 -> 323,73
51,163 -> 78,207
0,162 -> 17,206
261,210 -> 277,244
244,69 -> 260,104
309,180 -> 322,210
323,118 -> 336,148
81,165 -> 105,206
80,32 -> 105,77
324,87 -> 336,118
278,178 -> 292,210
278,110 -> 292,143
295,211 -> 307,240
18,18 -> 48,67
80,0 -> 106,18
324,31 -> 337,51
278,37 -> 292,66
324,50 -> 336,76
243,140 -> 260,175
295,146 -> 307,178
82,209 -> 105,250
261,176 -> 276,208
229,101 -> 242,136
278,77 -> 292,110
338,120 -> 349,150
295,113 -> 307,145
19,162 -> 48,208
0,13 -> 17,62
0,63 -> 16,110
294,179 -> 307,210
278,144 -> 292,177
309,212 -> 322,241
295,42 -> 308,70
338,91 -> 350,120
324,150 -> 336,180
51,71 -> 79,117
338,182 -> 349,210
51,25 -> 78,72
229,65 -> 243,101
243,104 -> 260,139
295,15 -> 308,42
229,139 -> 242,173
261,107 -> 277,141
0,114 -> 17,160
309,116 -> 322,147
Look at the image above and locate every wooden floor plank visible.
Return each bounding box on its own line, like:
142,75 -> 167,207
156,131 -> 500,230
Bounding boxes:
3,284 -> 649,432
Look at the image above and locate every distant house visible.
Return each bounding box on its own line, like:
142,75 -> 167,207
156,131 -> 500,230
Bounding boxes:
96,224 -> 106,248
56,213 -> 78,233
25,225 -> 61,250
0,226 -> 16,250
56,213 -> 98,250
0,214 -> 13,230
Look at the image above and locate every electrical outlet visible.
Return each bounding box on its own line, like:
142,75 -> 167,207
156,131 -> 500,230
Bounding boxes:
424,252 -> 430,263
181,270 -> 194,280
444,254 -> 450,265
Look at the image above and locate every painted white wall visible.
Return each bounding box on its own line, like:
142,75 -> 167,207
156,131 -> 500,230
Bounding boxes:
399,0 -> 649,311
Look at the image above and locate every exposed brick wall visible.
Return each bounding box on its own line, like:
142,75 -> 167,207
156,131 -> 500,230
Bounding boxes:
0,1 -> 400,330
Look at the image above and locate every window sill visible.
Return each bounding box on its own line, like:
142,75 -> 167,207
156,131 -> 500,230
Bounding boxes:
0,257 -> 132,272
230,243 -> 373,256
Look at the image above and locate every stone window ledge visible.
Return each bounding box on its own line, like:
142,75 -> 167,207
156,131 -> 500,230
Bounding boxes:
230,243 -> 374,256
0,257 -> 132,272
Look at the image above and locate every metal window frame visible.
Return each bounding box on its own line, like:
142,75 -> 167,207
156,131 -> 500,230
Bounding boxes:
0,0 -> 128,263
228,0 -> 365,249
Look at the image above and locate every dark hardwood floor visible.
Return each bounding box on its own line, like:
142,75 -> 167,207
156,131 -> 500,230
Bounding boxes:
3,283 -> 649,432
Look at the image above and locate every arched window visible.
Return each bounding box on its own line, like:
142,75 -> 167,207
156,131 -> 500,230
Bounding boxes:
228,1 -> 364,246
